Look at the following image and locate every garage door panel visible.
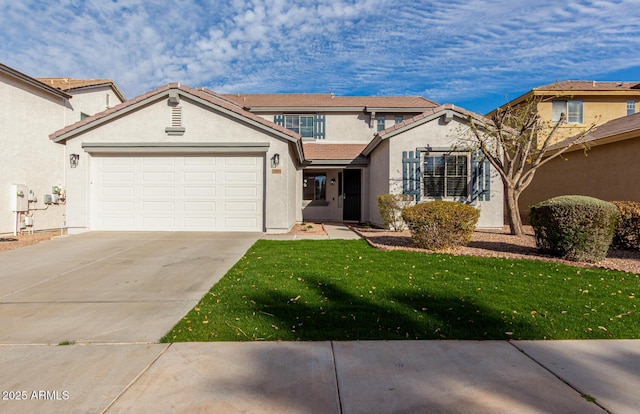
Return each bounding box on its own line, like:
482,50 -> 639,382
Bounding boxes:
91,155 -> 263,231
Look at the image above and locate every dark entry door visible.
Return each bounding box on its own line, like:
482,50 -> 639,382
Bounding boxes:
343,169 -> 361,221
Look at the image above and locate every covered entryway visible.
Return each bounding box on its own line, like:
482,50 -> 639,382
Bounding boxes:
90,155 -> 264,231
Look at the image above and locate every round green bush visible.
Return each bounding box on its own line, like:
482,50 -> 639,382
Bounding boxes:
612,201 -> 640,250
401,201 -> 480,250
530,195 -> 619,263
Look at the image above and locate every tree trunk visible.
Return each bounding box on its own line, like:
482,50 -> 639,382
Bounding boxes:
504,186 -> 524,236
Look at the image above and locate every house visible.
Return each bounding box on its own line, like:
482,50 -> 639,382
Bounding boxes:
519,112 -> 640,221
0,63 -> 124,234
48,84 -> 504,234
488,80 -> 640,144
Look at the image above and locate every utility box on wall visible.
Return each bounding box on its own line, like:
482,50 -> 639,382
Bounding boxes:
11,184 -> 29,212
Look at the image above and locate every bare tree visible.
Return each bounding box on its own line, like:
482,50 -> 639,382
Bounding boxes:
465,96 -> 595,236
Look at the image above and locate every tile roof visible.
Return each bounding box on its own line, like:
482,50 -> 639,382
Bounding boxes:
221,93 -> 438,109
549,112 -> 640,152
303,143 -> 368,160
49,83 -> 301,144
0,63 -> 71,99
534,80 -> 640,92
377,104 -> 487,138
37,77 -> 126,101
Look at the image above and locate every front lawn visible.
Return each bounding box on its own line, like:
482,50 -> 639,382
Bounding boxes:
162,240 -> 638,342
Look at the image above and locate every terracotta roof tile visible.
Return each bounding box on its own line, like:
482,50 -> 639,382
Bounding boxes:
534,80 -> 640,92
37,77 -> 126,101
377,104 -> 487,138
49,84 -> 300,142
303,143 -> 368,160
221,93 -> 438,109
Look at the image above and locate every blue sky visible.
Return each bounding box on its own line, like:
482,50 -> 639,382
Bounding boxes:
1,0 -> 639,114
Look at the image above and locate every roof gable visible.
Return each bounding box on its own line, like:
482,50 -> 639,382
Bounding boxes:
50,83 -> 302,146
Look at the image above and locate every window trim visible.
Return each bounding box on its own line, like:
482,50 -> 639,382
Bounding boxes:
377,116 -> 385,131
552,100 -> 583,124
627,100 -> 636,116
422,152 -> 470,199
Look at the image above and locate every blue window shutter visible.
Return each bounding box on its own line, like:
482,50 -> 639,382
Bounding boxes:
274,115 -> 284,126
483,159 -> 491,201
402,150 -> 421,201
471,152 -> 491,201
314,115 -> 325,139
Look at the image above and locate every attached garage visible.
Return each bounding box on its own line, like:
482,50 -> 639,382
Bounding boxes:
52,84 -> 303,234
90,154 -> 264,232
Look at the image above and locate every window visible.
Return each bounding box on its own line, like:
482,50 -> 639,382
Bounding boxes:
377,116 -> 385,131
80,112 -> 90,120
395,116 -> 403,124
303,172 -> 326,201
552,100 -> 583,124
423,153 -> 468,198
275,114 -> 325,139
285,115 -> 315,138
627,100 -> 636,116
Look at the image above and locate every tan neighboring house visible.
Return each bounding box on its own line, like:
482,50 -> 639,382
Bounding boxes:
489,80 -> 640,144
47,86 -> 504,234
519,112 -> 640,221
0,63 -> 124,235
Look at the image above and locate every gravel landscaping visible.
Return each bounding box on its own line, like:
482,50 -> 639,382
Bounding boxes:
0,231 -> 64,253
351,225 -> 640,274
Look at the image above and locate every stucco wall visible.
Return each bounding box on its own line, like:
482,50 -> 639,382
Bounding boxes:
0,72 -> 71,234
367,139 -> 390,226
519,136 -> 640,222
63,94 -> 299,233
371,115 -> 504,228
68,86 -> 125,121
538,97 -> 637,144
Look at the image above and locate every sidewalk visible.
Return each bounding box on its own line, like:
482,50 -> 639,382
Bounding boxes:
2,340 -> 639,413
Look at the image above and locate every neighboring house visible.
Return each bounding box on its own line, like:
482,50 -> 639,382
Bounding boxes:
519,112 -> 640,221
49,85 -> 504,233
0,63 -> 124,235
488,80 -> 640,144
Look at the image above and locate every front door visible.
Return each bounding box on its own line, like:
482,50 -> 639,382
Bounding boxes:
343,169 -> 361,221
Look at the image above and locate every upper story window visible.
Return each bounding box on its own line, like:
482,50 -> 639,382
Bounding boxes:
552,100 -> 583,124
395,116 -> 403,124
627,100 -> 636,116
377,116 -> 385,131
274,114 -> 325,139
423,153 -> 469,198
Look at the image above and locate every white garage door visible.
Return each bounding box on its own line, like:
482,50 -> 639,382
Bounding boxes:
91,155 -> 263,231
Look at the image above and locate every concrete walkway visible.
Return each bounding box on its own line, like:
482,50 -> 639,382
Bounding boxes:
262,222 -> 362,240
2,340 -> 639,413
1,229 -> 639,413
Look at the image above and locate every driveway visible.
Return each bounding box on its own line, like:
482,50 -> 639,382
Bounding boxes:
0,231 -> 261,344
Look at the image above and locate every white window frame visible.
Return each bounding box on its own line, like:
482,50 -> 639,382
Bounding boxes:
552,100 -> 583,124
422,152 -> 470,199
285,115 -> 315,138
627,100 -> 636,116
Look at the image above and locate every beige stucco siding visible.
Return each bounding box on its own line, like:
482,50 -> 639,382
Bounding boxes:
367,139 -> 391,226
370,116 -> 504,228
519,136 -> 640,222
63,95 -> 299,233
68,86 -> 125,121
0,72 -> 69,234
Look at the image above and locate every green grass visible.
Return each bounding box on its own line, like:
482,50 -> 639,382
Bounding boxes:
161,240 -> 639,342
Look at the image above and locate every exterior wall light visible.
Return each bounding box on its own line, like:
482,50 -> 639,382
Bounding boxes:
70,154 -> 79,168
271,153 -> 280,168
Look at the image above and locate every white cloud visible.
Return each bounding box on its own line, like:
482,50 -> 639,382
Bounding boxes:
0,0 -> 638,113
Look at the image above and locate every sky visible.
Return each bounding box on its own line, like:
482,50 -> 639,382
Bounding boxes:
1,0 -> 639,114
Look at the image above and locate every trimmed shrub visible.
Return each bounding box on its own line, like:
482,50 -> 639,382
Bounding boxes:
377,193 -> 413,231
612,201 -> 640,250
530,195 -> 618,263
401,201 -> 480,250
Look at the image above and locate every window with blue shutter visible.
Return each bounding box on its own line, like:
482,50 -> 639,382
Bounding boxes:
402,150 -> 421,201
278,114 -> 326,139
274,115 -> 285,126
314,114 -> 325,139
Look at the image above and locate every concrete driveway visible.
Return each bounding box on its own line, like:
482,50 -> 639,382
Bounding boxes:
0,231 -> 261,344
